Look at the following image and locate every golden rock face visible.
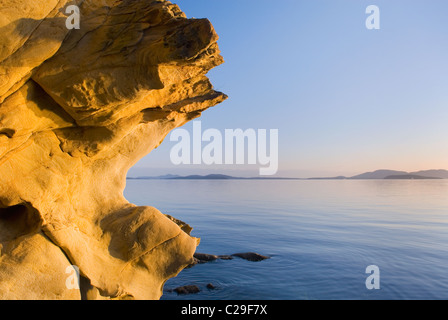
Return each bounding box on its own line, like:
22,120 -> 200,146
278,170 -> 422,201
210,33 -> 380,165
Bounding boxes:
0,0 -> 226,300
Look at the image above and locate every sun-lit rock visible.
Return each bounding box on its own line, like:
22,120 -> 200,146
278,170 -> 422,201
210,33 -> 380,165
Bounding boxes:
0,0 -> 226,300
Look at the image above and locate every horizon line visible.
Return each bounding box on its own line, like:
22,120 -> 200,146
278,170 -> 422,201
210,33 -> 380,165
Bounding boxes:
126,168 -> 448,180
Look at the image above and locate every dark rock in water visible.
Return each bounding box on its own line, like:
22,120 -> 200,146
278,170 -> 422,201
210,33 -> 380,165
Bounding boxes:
206,283 -> 216,290
194,253 -> 219,262
231,252 -> 270,262
187,253 -> 234,268
174,285 -> 201,295
191,252 -> 269,265
194,253 -> 234,262
218,255 -> 234,260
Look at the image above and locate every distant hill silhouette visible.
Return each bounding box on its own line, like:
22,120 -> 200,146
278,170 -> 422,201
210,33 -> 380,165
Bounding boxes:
308,169 -> 448,180
350,170 -> 408,179
350,169 -> 448,180
127,174 -> 300,180
127,169 -> 448,180
410,170 -> 448,179
384,174 -> 442,180
128,174 -> 181,180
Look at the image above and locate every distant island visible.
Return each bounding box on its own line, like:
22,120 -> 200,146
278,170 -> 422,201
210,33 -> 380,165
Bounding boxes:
127,174 -> 300,180
308,169 -> 448,180
384,174 -> 441,180
127,169 -> 448,180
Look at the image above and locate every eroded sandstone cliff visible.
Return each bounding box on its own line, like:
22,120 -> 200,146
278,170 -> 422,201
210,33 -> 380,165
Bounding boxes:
0,0 -> 226,300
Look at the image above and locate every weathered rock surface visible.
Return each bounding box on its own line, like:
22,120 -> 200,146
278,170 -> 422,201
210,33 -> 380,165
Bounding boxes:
0,0 -> 226,300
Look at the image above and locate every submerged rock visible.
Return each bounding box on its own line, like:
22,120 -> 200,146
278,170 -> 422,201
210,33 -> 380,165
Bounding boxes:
194,253 -> 220,262
174,285 -> 201,295
231,252 -> 270,262
206,283 -> 217,290
191,252 -> 269,265
218,255 -> 234,260
0,0 -> 226,300
167,283 -> 217,294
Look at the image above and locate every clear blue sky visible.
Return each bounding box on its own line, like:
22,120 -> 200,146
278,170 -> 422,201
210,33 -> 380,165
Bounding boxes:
131,0 -> 448,178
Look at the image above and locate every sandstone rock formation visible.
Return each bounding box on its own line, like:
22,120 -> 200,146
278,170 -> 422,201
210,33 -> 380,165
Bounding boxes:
0,0 -> 226,300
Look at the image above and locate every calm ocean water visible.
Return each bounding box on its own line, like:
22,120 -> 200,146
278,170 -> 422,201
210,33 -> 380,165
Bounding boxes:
124,179 -> 448,300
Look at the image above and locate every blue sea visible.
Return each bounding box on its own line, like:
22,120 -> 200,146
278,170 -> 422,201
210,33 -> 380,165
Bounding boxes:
124,179 -> 448,300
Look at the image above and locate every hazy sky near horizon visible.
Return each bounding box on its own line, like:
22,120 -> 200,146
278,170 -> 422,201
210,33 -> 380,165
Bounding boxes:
131,0 -> 448,177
